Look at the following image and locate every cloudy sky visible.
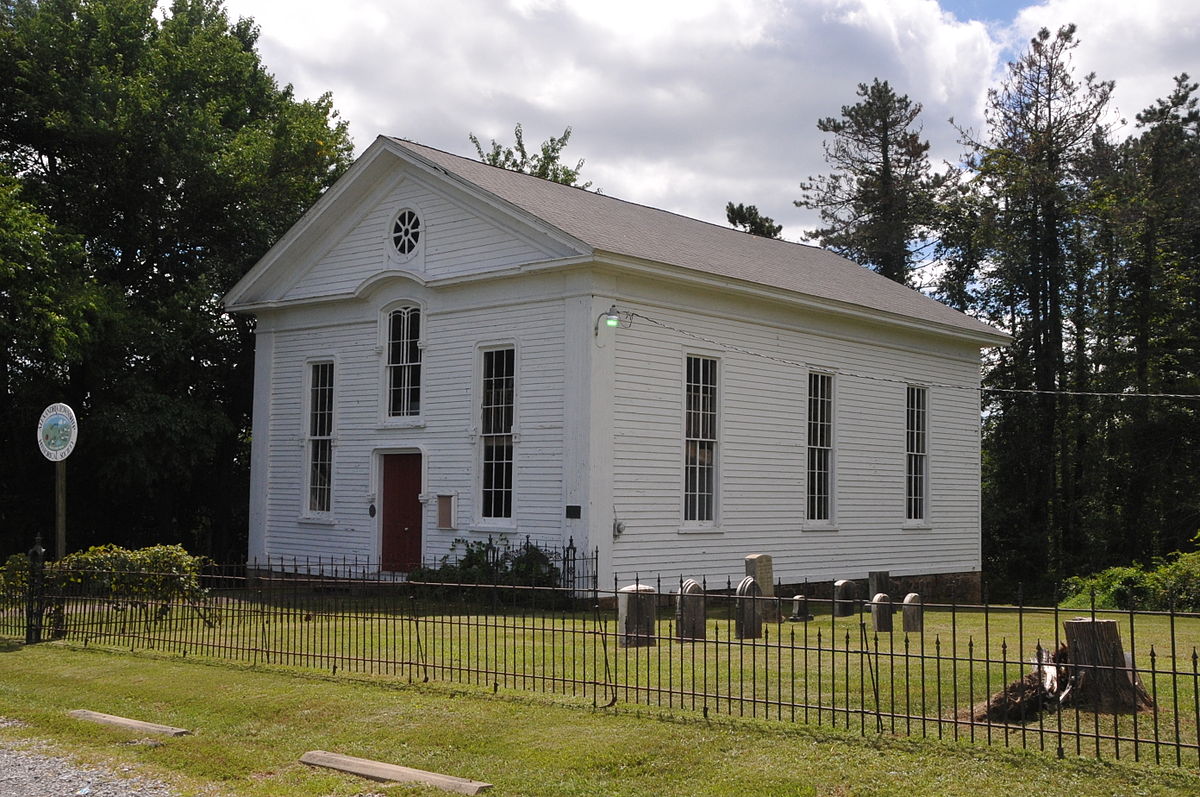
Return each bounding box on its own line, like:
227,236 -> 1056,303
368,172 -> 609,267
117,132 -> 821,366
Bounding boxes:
219,0 -> 1197,240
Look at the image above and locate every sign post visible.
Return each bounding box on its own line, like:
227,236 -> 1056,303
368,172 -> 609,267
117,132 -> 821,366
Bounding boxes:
37,403 -> 77,559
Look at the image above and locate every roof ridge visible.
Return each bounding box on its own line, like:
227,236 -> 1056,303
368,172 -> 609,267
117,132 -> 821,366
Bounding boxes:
387,136 -> 833,255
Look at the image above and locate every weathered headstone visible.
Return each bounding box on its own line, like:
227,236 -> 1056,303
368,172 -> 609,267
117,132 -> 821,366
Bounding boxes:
744,554 -> 774,597
788,594 -> 813,622
675,578 -> 706,641
902,592 -> 923,633
617,583 -> 656,647
744,554 -> 778,621
832,579 -> 857,617
868,571 -> 893,614
735,576 -> 762,639
870,593 -> 893,632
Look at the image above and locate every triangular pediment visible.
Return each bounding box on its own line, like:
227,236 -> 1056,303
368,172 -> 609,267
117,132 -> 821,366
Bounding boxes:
224,137 -> 590,311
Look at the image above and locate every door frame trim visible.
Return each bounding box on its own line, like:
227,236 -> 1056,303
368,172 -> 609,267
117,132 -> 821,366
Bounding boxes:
373,446 -> 428,564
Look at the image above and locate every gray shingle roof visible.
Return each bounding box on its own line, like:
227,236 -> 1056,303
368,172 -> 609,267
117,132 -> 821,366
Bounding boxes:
389,137 -> 1005,343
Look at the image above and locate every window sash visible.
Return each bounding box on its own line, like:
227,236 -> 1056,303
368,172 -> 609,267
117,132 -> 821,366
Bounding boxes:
906,386 -> 928,521
387,308 -> 421,417
481,348 -> 515,519
807,372 -> 833,521
308,362 -> 334,513
684,356 -> 718,522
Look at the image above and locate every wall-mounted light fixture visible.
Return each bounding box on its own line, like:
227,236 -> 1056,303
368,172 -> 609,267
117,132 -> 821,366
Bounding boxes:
594,305 -> 631,337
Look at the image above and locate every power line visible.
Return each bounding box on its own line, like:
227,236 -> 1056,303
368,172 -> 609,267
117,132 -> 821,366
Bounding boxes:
622,310 -> 1200,402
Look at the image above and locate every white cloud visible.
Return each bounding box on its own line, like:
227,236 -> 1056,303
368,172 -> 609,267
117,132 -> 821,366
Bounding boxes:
1010,1 -> 1199,126
217,0 -> 1196,239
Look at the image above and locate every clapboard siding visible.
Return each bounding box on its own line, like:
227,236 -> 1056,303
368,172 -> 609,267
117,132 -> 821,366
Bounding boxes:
285,176 -> 573,302
609,299 -> 982,585
258,285 -> 568,563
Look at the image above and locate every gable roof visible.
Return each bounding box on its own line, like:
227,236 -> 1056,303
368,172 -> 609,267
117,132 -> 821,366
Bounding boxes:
386,138 -> 1005,345
226,135 -> 1005,344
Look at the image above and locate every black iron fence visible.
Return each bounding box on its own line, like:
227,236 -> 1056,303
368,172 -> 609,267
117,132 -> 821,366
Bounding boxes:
2,554 -> 1197,770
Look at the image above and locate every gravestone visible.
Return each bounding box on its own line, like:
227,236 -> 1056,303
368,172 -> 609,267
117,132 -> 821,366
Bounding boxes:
788,594 -> 813,622
744,554 -> 774,597
902,593 -> 923,633
735,576 -> 762,639
870,593 -> 893,632
675,578 -> 706,641
833,579 -> 857,617
745,554 -> 781,621
868,571 -> 893,615
617,583 -> 656,647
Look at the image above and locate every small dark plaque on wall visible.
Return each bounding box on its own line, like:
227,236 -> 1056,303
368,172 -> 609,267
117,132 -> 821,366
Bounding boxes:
565,505 -> 582,519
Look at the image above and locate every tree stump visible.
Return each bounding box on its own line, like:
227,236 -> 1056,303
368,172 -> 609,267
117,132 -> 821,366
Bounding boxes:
1062,618 -> 1154,713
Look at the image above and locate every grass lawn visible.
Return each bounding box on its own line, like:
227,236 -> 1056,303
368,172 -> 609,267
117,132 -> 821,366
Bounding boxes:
20,590 -> 1195,765
1,641 -> 1198,796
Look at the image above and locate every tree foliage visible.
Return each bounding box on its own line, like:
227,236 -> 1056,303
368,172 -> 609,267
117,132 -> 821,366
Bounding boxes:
794,28 -> 1199,598
963,25 -> 1116,589
0,0 -> 353,560
725,202 -> 782,238
796,78 -> 938,285
469,122 -> 591,188
947,28 -> 1197,596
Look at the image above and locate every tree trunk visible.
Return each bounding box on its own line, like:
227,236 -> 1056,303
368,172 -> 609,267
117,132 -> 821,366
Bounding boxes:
1062,618 -> 1154,713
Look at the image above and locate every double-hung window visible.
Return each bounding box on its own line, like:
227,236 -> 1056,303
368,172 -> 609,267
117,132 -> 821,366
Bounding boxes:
307,361 -> 334,514
480,347 -> 515,520
684,355 -> 718,524
906,385 -> 928,522
807,372 -> 833,523
387,306 -> 421,417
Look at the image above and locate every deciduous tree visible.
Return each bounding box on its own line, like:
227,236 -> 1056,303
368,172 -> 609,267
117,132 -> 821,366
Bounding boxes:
469,122 -> 590,188
0,0 -> 352,559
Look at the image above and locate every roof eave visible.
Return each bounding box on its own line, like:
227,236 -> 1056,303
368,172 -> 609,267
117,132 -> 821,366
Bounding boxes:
591,251 -> 1011,348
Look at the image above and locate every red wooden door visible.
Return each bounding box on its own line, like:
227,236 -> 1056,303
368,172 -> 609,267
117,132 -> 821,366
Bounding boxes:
381,453 -> 422,571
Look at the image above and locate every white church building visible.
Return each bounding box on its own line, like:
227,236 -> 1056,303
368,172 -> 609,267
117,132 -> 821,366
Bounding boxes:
223,136 -> 1008,591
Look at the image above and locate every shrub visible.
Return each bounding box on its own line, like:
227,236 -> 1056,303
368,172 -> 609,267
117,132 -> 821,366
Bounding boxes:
0,553 -> 32,607
1146,551 -> 1200,612
1060,551 -> 1200,612
1060,565 -> 1153,610
408,537 -> 560,588
53,544 -> 209,604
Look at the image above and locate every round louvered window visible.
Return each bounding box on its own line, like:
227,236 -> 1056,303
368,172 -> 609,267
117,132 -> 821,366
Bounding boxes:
391,209 -> 421,256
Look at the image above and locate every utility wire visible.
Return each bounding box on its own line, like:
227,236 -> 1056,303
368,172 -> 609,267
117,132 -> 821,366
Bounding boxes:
622,310 -> 1200,402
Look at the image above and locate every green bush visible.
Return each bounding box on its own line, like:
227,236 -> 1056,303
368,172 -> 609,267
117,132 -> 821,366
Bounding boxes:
1060,551 -> 1200,611
408,537 -> 560,588
1146,551 -> 1200,612
53,543 -> 208,604
1060,565 -> 1153,610
0,553 -> 32,606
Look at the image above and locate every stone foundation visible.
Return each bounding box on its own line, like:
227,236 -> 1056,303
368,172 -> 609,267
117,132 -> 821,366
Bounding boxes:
780,571 -> 982,606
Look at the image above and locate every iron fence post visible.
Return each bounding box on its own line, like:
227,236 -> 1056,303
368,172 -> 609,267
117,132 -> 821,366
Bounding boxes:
24,536 -> 46,645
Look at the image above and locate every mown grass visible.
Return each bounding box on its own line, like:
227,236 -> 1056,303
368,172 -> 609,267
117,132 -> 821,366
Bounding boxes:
1,642 -> 1199,796
3,587 -> 1198,768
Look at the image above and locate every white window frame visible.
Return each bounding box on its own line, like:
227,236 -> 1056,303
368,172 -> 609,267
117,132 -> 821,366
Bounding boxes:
682,353 -> 720,529
381,302 -> 424,424
477,344 -> 517,527
905,384 -> 930,526
303,359 -> 336,520
804,370 -> 837,530
387,205 -> 423,264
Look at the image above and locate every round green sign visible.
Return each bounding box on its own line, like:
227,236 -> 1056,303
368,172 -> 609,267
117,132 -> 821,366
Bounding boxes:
38,403 -> 77,462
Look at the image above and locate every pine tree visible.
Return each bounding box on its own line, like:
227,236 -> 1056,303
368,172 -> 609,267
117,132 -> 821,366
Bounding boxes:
725,202 -> 782,238
796,79 -> 938,285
